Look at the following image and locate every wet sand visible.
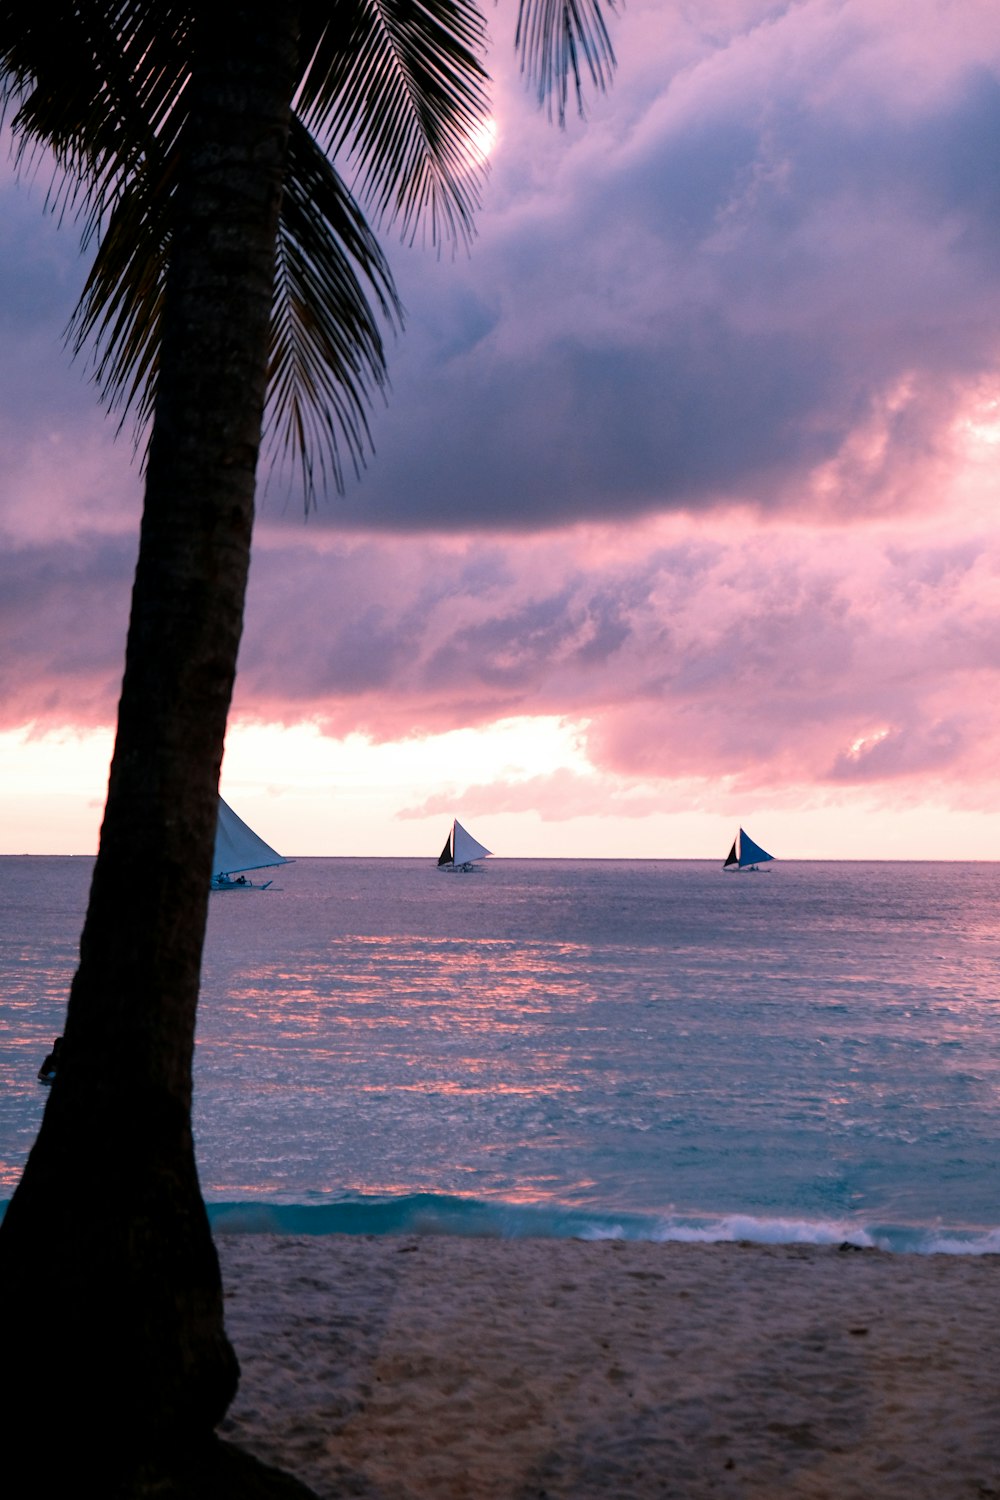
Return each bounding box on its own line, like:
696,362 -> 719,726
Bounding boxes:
217,1234 -> 1000,1499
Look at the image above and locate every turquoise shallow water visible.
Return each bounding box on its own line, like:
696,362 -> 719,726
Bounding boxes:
3,856 -> 1000,1250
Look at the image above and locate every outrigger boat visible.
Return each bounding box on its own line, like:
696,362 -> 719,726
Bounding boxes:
723,828 -> 775,872
437,819 -> 492,872
211,797 -> 290,889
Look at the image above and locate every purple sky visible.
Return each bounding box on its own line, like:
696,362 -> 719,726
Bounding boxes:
3,0 -> 1000,857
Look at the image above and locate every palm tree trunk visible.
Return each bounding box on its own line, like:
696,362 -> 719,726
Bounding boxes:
0,8 -> 300,1478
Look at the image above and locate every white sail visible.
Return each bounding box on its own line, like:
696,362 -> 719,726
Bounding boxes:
453,820 -> 492,865
437,819 -> 492,869
213,797 -> 288,879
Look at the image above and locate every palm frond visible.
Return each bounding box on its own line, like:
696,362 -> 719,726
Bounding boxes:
297,0 -> 491,246
515,0 -> 617,121
68,143 -> 176,438
266,118 -> 402,504
1,2 -> 193,237
2,0 -> 619,507
71,110 -> 403,503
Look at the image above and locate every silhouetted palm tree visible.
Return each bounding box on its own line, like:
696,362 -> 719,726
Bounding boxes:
0,3 -> 615,1491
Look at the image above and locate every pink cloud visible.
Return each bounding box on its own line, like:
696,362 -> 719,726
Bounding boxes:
223,507 -> 1000,798
7,494 -> 1000,809
3,2 -> 1000,833
398,768 -> 665,824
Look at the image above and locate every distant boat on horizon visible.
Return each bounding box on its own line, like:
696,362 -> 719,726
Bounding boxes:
211,797 -> 290,890
437,819 -> 492,873
723,828 -> 775,872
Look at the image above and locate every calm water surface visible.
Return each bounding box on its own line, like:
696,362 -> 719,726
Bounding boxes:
2,857 -> 999,1250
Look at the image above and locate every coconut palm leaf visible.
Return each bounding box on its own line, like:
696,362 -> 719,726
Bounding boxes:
0,2 -> 190,230
67,142 -> 174,433
3,1 -> 616,496
297,0 -> 491,246
2,0 -> 492,490
515,0 -> 617,119
268,118 -> 402,504
70,110 -> 403,505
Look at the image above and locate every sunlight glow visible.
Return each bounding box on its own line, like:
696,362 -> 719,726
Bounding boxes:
5,717 -> 1000,861
846,727 -> 891,761
0,725 -> 113,854
467,115 -> 498,167
957,393 -> 1000,450
0,725 -> 113,792
221,715 -> 589,792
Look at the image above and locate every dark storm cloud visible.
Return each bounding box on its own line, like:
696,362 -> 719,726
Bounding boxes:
5,8 -> 1000,547
0,534 -> 132,722
250,19 -> 1000,535
4,0 -> 1000,821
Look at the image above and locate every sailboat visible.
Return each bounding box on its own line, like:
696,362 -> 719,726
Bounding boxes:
211,797 -> 290,890
723,828 -> 775,872
437,819 -> 492,872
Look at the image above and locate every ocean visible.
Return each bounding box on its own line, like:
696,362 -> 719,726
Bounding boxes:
2,856 -> 999,1252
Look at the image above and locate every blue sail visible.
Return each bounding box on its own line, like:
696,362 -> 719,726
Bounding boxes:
738,829 -> 774,867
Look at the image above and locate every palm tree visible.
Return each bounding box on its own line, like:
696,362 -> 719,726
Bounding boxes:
0,2 -> 615,1490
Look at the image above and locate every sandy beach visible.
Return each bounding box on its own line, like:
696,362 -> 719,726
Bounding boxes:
216,1234 -> 1000,1500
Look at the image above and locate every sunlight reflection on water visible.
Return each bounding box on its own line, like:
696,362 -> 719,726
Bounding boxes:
3,857 -> 1000,1242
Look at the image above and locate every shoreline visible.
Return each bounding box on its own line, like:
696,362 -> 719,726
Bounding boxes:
5,1194 -> 1000,1256
202,1196 -> 1000,1255
217,1233 -> 1000,1499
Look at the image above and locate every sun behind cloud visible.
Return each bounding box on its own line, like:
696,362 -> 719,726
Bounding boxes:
467,115 -> 498,167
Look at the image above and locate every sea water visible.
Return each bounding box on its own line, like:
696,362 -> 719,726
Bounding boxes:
2,856 -> 999,1252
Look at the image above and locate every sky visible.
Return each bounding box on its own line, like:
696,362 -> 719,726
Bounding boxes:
3,0 -> 1000,860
